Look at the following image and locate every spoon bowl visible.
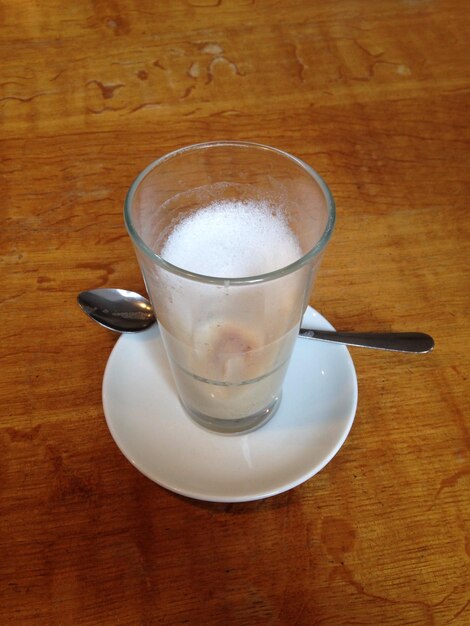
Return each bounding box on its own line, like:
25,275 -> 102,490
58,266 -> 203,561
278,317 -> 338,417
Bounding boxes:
78,289 -> 155,333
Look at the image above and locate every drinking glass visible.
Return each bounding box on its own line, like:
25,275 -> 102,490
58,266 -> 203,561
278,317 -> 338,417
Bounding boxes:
124,141 -> 335,434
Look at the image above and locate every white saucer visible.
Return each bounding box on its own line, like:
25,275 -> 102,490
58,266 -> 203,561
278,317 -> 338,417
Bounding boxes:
102,307 -> 358,502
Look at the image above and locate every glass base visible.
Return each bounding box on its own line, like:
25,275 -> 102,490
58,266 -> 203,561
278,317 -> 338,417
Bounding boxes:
182,394 -> 282,435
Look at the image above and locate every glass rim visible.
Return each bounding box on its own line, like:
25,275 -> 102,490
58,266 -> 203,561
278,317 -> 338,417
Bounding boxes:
124,140 -> 336,285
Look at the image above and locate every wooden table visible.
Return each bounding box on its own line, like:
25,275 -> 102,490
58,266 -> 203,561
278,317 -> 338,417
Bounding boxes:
1,1 -> 469,624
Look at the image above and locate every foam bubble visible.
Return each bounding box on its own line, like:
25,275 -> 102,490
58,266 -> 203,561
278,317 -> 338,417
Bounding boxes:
161,200 -> 302,277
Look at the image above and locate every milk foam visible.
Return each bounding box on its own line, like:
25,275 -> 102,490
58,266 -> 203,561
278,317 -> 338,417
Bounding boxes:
161,200 -> 302,277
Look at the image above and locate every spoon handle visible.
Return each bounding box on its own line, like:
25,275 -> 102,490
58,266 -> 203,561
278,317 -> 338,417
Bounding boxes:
299,329 -> 434,353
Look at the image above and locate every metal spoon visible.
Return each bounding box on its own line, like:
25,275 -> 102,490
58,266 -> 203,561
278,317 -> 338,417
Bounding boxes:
77,289 -> 434,353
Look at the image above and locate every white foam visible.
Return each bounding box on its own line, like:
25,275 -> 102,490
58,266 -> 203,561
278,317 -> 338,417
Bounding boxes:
161,200 -> 302,277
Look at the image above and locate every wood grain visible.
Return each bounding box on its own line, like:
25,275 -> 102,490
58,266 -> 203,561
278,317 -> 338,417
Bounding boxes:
1,1 -> 469,624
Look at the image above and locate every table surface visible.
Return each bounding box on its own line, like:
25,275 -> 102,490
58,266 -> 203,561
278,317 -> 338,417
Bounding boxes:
1,1 -> 469,624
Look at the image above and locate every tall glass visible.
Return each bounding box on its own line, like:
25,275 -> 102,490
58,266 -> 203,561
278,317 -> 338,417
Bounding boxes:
125,142 -> 335,434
